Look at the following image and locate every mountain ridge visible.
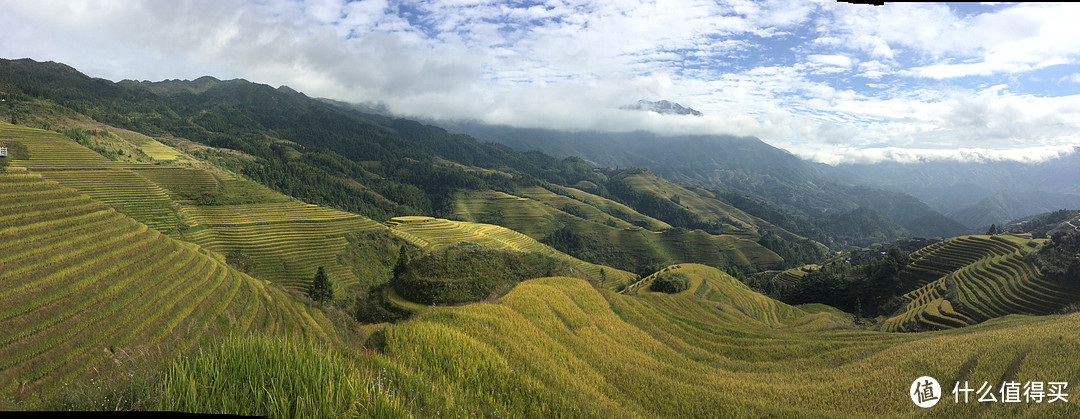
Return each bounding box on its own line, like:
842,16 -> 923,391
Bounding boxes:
431,121 -> 968,244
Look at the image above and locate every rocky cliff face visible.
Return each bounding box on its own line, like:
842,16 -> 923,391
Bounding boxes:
621,99 -> 703,116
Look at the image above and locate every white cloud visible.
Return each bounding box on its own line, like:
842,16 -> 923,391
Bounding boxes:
789,144 -> 1080,165
824,2 -> 1080,79
806,54 -> 854,69
1,0 -> 1079,164
1062,73 -> 1080,84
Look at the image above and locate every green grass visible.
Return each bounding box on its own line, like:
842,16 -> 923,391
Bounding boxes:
155,336 -> 391,418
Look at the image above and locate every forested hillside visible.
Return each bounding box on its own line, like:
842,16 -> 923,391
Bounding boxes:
0,59 -> 602,221
0,58 -> 834,276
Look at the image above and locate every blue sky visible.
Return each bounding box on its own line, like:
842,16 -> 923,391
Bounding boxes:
3,0 -> 1080,164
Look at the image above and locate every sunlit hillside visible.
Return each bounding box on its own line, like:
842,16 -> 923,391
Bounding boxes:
159,268 -> 1080,417
0,162 -> 334,406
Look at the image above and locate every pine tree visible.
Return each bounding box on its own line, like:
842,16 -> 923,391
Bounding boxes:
987,224 -> 999,235
392,245 -> 410,278
309,266 -> 333,303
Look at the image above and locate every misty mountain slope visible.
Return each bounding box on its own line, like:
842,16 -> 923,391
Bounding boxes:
948,191 -> 1080,229
839,154 -> 1080,215
439,121 -> 967,241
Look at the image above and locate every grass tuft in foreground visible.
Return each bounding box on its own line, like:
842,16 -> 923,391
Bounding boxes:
154,335 -> 409,418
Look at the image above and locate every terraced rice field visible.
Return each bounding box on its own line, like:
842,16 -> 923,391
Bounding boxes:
770,267 -> 810,289
0,166 -> 335,405
0,123 -> 388,295
0,124 -> 185,233
547,185 -> 672,230
347,269 -> 1080,417
897,235 -> 1019,287
627,264 -> 809,327
453,189 -> 568,237
133,166 -> 223,199
387,216 -> 637,288
33,170 -> 180,234
178,202 -> 360,226
138,139 -> 185,161
0,124 -> 134,171
879,235 -> 1080,332
181,204 -> 385,292
515,186 -> 661,230
614,171 -> 769,235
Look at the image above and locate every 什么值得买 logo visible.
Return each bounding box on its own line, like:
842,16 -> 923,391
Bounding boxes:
911,375 -> 1070,407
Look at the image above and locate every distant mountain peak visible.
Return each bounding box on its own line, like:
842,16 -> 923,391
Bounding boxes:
620,99 -> 703,116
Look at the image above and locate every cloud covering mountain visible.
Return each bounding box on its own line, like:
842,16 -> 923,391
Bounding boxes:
3,1 -> 1080,164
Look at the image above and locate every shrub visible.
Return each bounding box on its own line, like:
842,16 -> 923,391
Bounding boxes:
354,285 -> 413,324
392,243 -> 575,305
652,272 -> 691,293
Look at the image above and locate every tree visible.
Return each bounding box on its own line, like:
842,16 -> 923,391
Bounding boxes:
308,266 -> 333,303
392,245 -> 410,278
986,224 -> 999,235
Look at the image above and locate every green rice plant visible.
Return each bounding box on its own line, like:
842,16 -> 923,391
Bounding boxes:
0,239 -> 182,355
41,170 -> 180,233
155,336 -> 364,418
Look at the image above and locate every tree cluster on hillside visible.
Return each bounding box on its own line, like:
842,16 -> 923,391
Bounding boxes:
651,272 -> 691,293
1008,209 -> 1079,239
757,232 -> 830,269
1028,230 -> 1080,282
392,243 -> 578,305
605,170 -> 723,234
721,193 -> 814,237
810,208 -> 909,248
762,247 -> 911,318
